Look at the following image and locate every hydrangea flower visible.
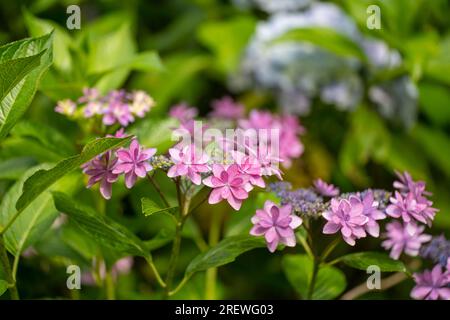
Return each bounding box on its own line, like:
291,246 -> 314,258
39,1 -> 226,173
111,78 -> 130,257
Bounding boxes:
411,264 -> 450,300
102,101 -> 134,127
169,103 -> 198,122
349,192 -> 386,237
82,151 -> 119,199
313,178 -> 339,197
232,152 -> 264,189
250,200 -> 302,252
322,198 -> 368,246
55,99 -> 76,116
203,164 -> 249,210
112,140 -> 156,188
393,170 -> 426,194
209,96 -> 245,120
420,235 -> 450,267
381,221 -> 431,260
130,90 -> 155,117
167,144 -> 210,185
386,191 -> 437,229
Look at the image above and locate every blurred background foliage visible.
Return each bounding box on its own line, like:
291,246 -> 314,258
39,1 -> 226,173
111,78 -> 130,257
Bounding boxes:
0,0 -> 449,299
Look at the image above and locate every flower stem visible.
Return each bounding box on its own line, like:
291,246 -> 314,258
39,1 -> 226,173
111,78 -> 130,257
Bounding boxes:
146,259 -> 166,288
147,173 -> 170,207
307,257 -> 319,300
0,236 -> 19,300
104,270 -> 116,300
205,211 -> 222,300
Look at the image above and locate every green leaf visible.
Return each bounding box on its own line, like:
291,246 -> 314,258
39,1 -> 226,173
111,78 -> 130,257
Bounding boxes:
23,9 -> 73,73
341,252 -> 407,273
0,165 -> 61,256
0,33 -> 53,141
141,197 -> 177,217
0,280 -> 8,296
282,254 -> 346,300
197,16 -> 256,73
412,125 -> 450,178
186,235 -> 266,277
419,82 -> 450,127
130,117 -> 178,153
272,27 -> 367,62
16,136 -> 131,212
52,192 -> 150,259
0,157 -> 34,180
11,120 -> 76,158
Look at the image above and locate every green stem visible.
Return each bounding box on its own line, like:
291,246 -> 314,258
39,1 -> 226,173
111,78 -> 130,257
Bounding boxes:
0,236 -> 19,300
147,173 -> 170,207
307,257 -> 319,300
104,270 -> 116,300
205,211 -> 222,300
168,274 -> 191,296
320,237 -> 340,262
146,258 -> 166,288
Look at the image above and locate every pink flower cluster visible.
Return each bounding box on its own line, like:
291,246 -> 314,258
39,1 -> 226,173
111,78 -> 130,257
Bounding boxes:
250,200 -> 302,252
55,88 -> 155,127
322,191 -> 386,246
411,261 -> 450,300
238,110 -> 304,168
386,171 -> 437,228
382,171 -> 436,260
82,135 -> 156,199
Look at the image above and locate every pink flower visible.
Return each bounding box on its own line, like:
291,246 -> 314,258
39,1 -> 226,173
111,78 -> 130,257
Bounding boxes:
322,198 -> 368,246
349,192 -> 386,237
169,103 -> 198,123
112,140 -> 156,188
411,264 -> 450,300
102,102 -> 134,127
209,96 -> 245,120
203,164 -> 249,210
386,191 -> 437,229
82,151 -> 119,199
313,179 -> 339,197
250,200 -> 302,252
381,221 -> 431,260
393,170 -> 427,195
78,87 -> 100,103
232,152 -> 265,189
167,144 -> 210,185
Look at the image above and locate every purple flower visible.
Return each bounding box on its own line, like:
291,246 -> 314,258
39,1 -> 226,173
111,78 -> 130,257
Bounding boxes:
393,170 -> 427,195
250,200 -> 302,252
209,96 -> 245,120
381,221 -> 431,260
78,88 -> 100,103
386,191 -> 437,229
203,164 -> 249,210
169,103 -> 198,123
420,235 -> 450,267
411,264 -> 450,300
322,198 -> 368,246
349,192 -> 386,237
313,178 -> 339,197
167,144 -> 210,185
82,151 -> 119,199
102,101 -> 134,127
112,140 -> 156,188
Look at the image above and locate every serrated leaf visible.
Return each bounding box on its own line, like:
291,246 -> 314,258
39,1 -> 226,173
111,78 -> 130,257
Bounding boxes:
52,192 -> 150,259
282,254 -> 346,300
186,235 -> 266,277
341,252 -> 407,273
16,136 -> 131,212
272,27 -> 367,62
141,197 -> 177,217
0,165 -> 57,256
0,33 -> 53,141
